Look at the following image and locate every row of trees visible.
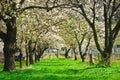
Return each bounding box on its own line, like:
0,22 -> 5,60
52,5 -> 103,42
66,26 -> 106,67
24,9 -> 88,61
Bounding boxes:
0,0 -> 120,71
0,0 -> 61,71
17,8 -> 62,67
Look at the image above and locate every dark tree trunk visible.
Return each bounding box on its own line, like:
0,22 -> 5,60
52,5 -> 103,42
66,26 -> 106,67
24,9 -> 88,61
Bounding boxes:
3,43 -> 16,71
38,54 -> 42,61
19,49 -> 22,68
81,57 -> 85,62
38,51 -> 44,61
29,54 -> 34,64
81,53 -> 86,62
65,48 -> 70,58
101,51 -> 112,66
73,48 -> 77,60
79,37 -> 91,62
26,50 -> 29,66
79,46 -> 85,62
37,48 -> 47,61
35,52 -> 38,62
28,40 -> 34,64
25,41 -> 29,66
38,56 -> 40,61
55,49 -> 59,58
3,17 -> 17,71
89,53 -> 94,64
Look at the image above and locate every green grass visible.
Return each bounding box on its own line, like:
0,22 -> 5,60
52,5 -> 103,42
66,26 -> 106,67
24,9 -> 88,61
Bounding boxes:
0,58 -> 120,80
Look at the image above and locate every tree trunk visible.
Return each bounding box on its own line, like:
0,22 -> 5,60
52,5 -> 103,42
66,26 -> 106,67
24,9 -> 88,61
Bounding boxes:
55,49 -> 59,58
37,48 -> 47,61
28,40 -> 34,64
26,51 -> 29,66
100,42 -> 113,66
29,53 -> 34,64
35,52 -> 38,62
78,45 -> 84,62
89,53 -> 94,64
79,50 -> 85,62
38,56 -> 40,61
101,52 -> 111,66
19,49 -> 22,68
73,48 -> 77,60
38,53 -> 43,61
3,17 -> 17,71
38,52 -> 44,61
65,48 -> 70,58
25,42 -> 29,66
3,43 -> 16,71
81,53 -> 86,62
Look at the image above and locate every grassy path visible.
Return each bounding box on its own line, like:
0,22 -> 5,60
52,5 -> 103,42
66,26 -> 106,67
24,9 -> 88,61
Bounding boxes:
0,58 -> 120,80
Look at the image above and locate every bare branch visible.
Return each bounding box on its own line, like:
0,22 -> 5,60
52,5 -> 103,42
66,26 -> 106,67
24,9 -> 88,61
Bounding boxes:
71,8 -> 83,15
78,3 -> 103,53
20,3 -> 71,12
79,5 -> 93,26
92,0 -> 96,25
21,6 -> 49,12
84,37 -> 91,54
112,19 -> 120,40
80,33 -> 87,46
19,0 -> 25,5
110,0 -> 119,18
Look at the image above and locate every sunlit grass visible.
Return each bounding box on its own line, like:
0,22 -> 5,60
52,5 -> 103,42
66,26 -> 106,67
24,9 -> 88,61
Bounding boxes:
0,58 -> 120,80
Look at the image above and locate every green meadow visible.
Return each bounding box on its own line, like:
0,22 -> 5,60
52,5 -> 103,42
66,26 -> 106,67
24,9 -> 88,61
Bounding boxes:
0,58 -> 120,80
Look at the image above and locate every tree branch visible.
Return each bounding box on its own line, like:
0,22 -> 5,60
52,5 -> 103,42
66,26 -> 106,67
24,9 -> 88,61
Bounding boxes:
78,33 -> 87,53
92,0 -> 96,25
73,31 -> 79,45
79,4 -> 103,53
112,19 -> 120,40
79,5 -> 93,26
21,6 -> 49,12
20,4 -> 70,12
84,37 -> 91,54
19,0 -> 25,5
110,0 -> 118,19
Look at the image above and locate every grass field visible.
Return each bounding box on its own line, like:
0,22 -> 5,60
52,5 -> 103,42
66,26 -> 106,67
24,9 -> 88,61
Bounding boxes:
0,58 -> 120,80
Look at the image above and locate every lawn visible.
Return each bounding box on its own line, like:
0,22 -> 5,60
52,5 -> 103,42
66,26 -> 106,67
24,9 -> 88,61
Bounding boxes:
0,58 -> 120,80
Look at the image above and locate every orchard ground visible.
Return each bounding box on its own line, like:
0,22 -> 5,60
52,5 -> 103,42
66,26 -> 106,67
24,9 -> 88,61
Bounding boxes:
0,57 -> 120,80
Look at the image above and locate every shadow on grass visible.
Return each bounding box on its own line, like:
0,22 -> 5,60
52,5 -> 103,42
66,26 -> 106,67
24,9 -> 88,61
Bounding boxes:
1,58 -> 120,80
36,62 -> 65,66
0,66 -> 120,80
0,68 -> 100,80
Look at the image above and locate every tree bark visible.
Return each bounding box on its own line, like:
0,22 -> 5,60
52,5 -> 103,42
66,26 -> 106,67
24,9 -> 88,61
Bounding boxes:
28,40 -> 34,64
38,51 -> 43,61
3,43 -> 16,71
81,53 -> 86,62
89,53 -> 94,64
73,48 -> 77,60
25,40 -> 29,66
29,54 -> 34,64
3,17 -> 17,71
37,48 -> 47,61
65,48 -> 71,58
55,49 -> 59,58
19,49 -> 22,68
35,52 -> 38,62
101,51 -> 111,66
